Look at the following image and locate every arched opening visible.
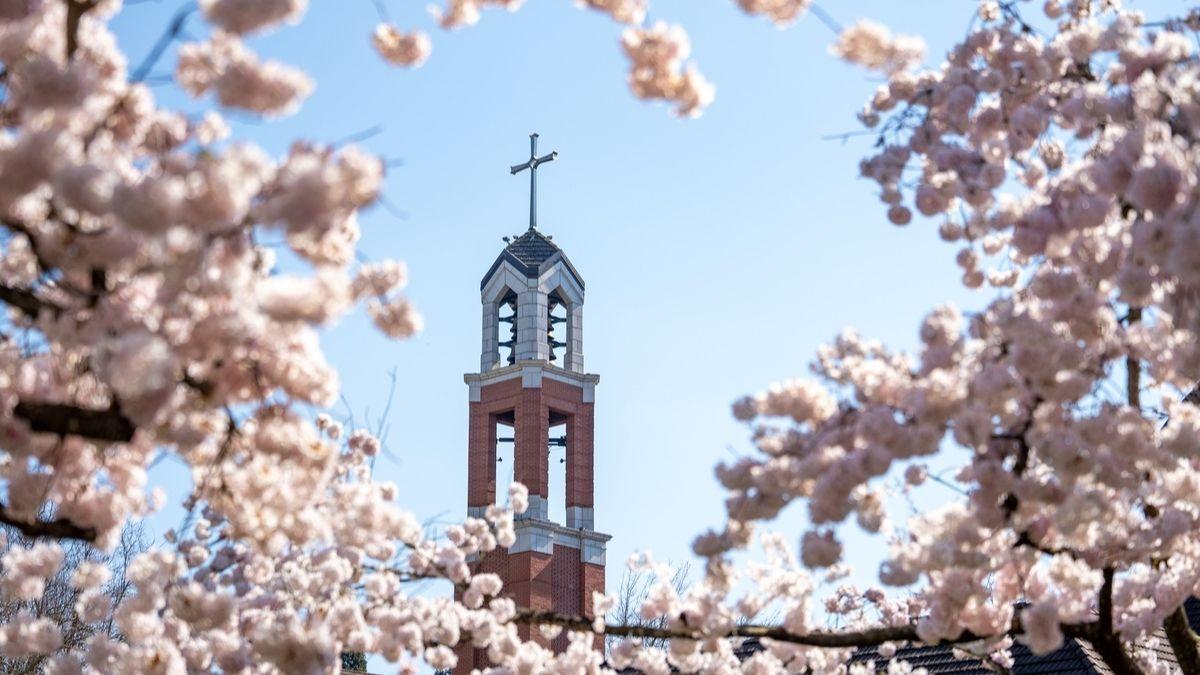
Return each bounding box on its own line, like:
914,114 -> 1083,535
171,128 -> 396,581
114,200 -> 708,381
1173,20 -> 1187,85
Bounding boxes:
494,415 -> 514,507
548,416 -> 568,525
547,290 -> 568,366
497,289 -> 518,367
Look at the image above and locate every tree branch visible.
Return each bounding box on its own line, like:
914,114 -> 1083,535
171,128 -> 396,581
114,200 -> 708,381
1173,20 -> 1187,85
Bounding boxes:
1164,378 -> 1200,675
64,0 -> 100,61
1013,531 -> 1082,560
1086,567 -> 1146,675
1165,605 -> 1200,675
515,609 -> 1094,649
998,406 -> 1038,519
13,401 -> 136,442
0,283 -> 57,319
130,2 -> 198,82
1127,307 -> 1142,409
0,503 -> 95,542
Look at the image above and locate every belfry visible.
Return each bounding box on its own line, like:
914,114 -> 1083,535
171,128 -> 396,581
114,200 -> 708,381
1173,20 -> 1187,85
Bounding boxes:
457,135 -> 609,669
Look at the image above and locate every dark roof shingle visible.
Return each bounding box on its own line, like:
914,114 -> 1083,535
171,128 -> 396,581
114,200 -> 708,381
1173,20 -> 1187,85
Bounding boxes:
480,228 -> 585,290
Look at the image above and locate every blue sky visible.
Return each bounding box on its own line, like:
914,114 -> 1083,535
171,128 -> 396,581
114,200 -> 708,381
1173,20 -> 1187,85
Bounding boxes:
111,0 -> 1178,613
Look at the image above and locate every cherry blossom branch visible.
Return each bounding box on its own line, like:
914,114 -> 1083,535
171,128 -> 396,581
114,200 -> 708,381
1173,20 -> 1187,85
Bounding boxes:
130,1 -> 198,82
998,406 -> 1036,519
0,502 -> 96,541
1127,307 -> 1142,409
12,401 -> 136,443
514,608 -> 1095,649
1091,567 -> 1146,675
64,0 -> 100,61
807,4 -> 843,34
0,283 -> 58,319
1012,531 -> 1081,560
1164,381 -> 1200,675
2,220 -> 55,280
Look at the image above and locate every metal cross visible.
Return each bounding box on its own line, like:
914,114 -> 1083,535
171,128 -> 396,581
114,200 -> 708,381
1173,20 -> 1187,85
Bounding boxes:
510,133 -> 557,230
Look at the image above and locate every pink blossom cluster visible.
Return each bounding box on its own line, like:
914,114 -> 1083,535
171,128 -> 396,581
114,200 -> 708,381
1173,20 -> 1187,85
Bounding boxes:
0,0 -> 420,565
372,24 -> 432,68
433,0 -> 524,30
734,0 -> 813,27
2,0 -> 1200,672
1,541 -> 65,601
3,426 -> 543,671
372,0 -> 719,117
177,32 -> 313,116
695,2 -> 1200,666
575,0 -> 647,25
621,22 -> 715,118
830,20 -> 926,74
199,0 -> 307,35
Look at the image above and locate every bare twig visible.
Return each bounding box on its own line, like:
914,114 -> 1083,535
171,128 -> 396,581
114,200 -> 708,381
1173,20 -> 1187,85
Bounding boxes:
131,2 -> 198,83
332,124 -> 385,148
808,3 -> 843,34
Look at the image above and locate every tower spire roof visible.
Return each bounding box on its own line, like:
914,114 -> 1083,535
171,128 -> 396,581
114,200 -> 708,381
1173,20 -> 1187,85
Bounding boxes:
481,228 -> 585,290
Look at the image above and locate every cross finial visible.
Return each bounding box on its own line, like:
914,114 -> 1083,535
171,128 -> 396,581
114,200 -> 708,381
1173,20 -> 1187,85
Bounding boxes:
510,133 -> 557,230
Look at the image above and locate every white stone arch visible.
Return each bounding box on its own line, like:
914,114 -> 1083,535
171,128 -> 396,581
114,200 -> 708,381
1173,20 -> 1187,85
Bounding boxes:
539,264 -> 585,372
480,262 -> 528,371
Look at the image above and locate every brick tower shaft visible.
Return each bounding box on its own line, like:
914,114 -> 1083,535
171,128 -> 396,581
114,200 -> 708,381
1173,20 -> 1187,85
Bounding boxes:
457,226 -> 608,671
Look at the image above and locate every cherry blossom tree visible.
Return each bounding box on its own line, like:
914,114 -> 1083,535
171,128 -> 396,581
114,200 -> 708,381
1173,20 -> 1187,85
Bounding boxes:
2,0 -> 1200,674
0,520 -> 145,672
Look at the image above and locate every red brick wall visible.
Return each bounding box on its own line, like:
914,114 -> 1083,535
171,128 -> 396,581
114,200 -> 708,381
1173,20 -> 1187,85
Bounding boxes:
514,388 -> 550,498
566,403 -> 594,509
457,373 -> 604,673
470,375 -> 594,509
467,377 -> 522,508
550,545 -> 582,651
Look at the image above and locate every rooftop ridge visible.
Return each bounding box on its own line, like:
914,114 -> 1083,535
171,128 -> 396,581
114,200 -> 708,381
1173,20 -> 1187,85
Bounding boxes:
480,228 -> 585,291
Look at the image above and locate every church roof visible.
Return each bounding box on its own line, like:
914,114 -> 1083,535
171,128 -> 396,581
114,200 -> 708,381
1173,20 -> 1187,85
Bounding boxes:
481,228 -> 585,291
845,635 -> 1115,675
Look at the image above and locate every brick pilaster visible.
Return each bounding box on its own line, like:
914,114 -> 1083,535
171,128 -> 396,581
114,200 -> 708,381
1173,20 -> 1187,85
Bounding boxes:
566,403 -> 594,510
514,390 -> 549,501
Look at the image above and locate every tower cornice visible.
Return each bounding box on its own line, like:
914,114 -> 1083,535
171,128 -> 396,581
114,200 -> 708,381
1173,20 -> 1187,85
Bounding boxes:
465,361 -> 598,403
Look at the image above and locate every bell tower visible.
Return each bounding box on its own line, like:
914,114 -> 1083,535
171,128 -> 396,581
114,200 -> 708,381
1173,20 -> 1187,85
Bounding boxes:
457,137 -> 609,670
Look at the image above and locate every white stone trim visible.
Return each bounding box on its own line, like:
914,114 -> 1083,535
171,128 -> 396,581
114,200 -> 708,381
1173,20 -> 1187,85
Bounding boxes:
477,257 -> 590,375
521,365 -> 543,389
481,262 -> 529,305
583,539 -> 606,566
541,367 -> 600,389
507,519 -> 611,560
511,527 -> 554,555
464,364 -> 523,389
565,506 -> 594,530
465,363 -> 599,393
538,262 -> 584,306
516,495 -> 548,521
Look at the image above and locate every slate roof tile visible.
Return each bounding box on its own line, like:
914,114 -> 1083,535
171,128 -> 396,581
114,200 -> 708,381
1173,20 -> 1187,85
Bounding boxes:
480,228 -> 585,291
